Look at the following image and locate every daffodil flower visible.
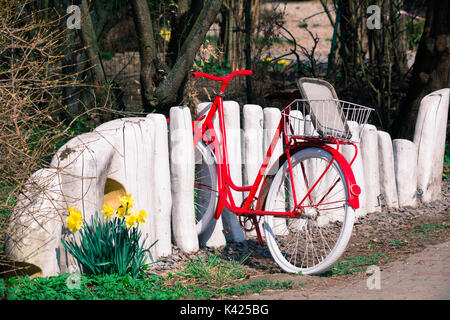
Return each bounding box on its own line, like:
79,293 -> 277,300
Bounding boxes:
116,205 -> 126,218
125,210 -> 139,228
277,59 -> 290,66
66,206 -> 83,233
137,209 -> 147,225
119,194 -> 134,210
102,205 -> 115,219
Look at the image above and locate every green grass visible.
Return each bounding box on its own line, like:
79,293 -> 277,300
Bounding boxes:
389,239 -> 408,247
0,253 -> 298,300
413,222 -> 449,233
175,252 -> 249,285
406,222 -> 449,237
404,222 -> 449,241
321,252 -> 389,276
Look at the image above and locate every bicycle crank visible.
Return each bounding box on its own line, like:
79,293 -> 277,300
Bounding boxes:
238,214 -> 262,232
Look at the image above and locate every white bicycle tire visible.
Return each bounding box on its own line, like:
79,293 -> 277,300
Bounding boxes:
194,141 -> 218,235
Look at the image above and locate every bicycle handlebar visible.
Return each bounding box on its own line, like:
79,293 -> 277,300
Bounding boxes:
191,70 -> 252,82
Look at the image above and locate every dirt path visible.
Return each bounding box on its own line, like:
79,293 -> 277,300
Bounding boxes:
244,240 -> 450,300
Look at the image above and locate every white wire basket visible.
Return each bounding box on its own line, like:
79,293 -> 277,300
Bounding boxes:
282,99 -> 374,143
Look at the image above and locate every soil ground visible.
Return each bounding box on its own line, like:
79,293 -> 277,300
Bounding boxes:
239,214 -> 450,300
247,240 -> 450,300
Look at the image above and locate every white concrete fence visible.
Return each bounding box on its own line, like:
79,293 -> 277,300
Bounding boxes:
5,89 -> 449,276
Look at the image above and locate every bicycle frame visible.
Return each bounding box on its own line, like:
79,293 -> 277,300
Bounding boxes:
192,71 -> 360,223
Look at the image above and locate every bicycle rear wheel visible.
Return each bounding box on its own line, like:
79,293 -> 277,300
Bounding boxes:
194,141 -> 218,235
264,147 -> 355,275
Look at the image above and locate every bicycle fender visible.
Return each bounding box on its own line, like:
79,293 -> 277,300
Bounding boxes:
321,144 -> 360,210
256,144 -> 360,211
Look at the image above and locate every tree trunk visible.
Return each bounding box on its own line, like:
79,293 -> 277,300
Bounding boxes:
131,0 -> 224,116
78,0 -> 109,114
155,0 -> 224,113
166,0 -> 203,69
391,0 -> 408,75
130,0 -> 158,113
219,0 -> 247,70
392,0 -> 449,139
250,0 -> 261,32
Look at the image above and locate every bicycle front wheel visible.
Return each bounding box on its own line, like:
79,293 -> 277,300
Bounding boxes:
264,147 -> 355,275
194,141 -> 218,235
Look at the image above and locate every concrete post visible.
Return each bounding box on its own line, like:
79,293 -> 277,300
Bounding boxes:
243,104 -> 264,188
169,107 -> 199,253
242,104 -> 264,237
147,114 -> 173,257
360,124 -> 381,213
377,130 -> 399,208
305,114 -> 318,136
393,139 -> 418,208
413,88 -> 450,203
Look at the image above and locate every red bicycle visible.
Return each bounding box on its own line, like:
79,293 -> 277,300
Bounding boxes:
191,70 -> 373,274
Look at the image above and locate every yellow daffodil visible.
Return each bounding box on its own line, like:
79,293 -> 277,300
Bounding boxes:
119,194 -> 134,210
125,210 -> 139,228
116,205 -> 126,218
160,27 -> 171,42
67,205 -> 78,214
277,59 -> 290,66
137,209 -> 147,225
66,206 -> 83,233
261,56 -> 272,63
102,205 -> 115,219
